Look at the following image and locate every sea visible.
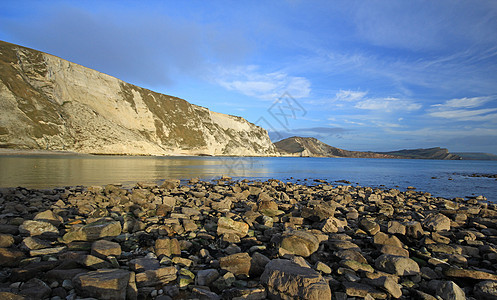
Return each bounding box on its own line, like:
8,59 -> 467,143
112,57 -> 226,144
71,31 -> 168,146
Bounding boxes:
0,155 -> 496,202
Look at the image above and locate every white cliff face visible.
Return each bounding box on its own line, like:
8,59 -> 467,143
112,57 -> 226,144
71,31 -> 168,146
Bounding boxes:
0,41 -> 277,156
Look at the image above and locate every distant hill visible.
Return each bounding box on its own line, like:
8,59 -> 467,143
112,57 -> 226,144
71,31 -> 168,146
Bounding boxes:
275,137 -> 462,160
274,137 -> 401,159
378,147 -> 462,160
454,152 -> 497,161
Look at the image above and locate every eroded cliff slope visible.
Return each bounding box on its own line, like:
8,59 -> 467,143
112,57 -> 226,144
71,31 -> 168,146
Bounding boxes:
0,41 -> 276,156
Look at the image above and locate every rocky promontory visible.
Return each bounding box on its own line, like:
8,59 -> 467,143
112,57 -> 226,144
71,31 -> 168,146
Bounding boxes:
0,179 -> 496,299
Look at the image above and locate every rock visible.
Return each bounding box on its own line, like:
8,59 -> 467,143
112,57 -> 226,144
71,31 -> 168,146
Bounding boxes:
342,282 -> 387,299
20,236 -> 51,250
276,230 -> 320,257
321,217 -> 347,233
79,254 -> 113,269
161,179 -> 180,190
405,221 -> 425,239
444,267 -> 497,281
19,220 -> 59,237
387,221 -> 406,235
359,218 -> 380,235
301,203 -> 335,221
217,217 -> 249,238
369,276 -> 402,299
155,237 -> 181,257
34,210 -> 63,226
373,232 -> 403,248
220,253 -> 252,277
375,254 -> 420,276
73,269 -> 131,299
250,252 -> 270,277
436,281 -> 466,300
212,197 -> 233,211
192,287 -> 221,300
340,259 -> 375,273
135,266 -> 177,287
0,234 -> 14,248
19,278 -> 51,299
257,200 -> 283,217
30,245 -> 66,256
424,213 -> 451,232
0,292 -> 26,300
129,258 -> 160,272
91,239 -> 122,259
62,219 -> 121,242
196,269 -> 219,286
0,248 -> 25,267
261,259 -> 331,300
380,245 -> 409,257
474,280 -> 497,300
314,261 -> 332,274
335,249 -> 368,264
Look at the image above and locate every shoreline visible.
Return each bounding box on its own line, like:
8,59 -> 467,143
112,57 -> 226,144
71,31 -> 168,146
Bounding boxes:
0,179 -> 496,299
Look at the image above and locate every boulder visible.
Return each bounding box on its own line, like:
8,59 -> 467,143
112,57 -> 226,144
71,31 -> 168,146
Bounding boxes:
220,253 -> 252,277
135,266 -> 177,287
19,220 -> 59,237
375,254 -> 420,276
436,281 -> 465,300
359,218 -> 380,235
474,280 -> 497,300
424,213 -> 451,232
276,230 -> 320,257
34,210 -> 63,226
155,237 -> 181,257
261,259 -> 331,300
73,269 -> 131,300
217,217 -> 249,238
62,219 -> 121,242
91,239 -> 122,259
19,278 -> 51,299
0,248 -> 25,267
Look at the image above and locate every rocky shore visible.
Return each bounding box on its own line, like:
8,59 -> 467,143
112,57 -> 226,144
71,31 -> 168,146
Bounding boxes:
0,178 -> 496,299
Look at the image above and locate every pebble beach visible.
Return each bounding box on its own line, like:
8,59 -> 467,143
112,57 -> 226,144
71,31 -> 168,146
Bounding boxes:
0,178 -> 496,300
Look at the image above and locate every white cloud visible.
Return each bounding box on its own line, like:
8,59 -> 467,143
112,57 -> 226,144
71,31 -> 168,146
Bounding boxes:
429,108 -> 497,122
335,90 -> 367,101
355,97 -> 422,112
432,96 -> 496,109
215,65 -> 311,100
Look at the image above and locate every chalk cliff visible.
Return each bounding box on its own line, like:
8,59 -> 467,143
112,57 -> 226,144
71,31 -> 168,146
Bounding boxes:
0,41 -> 277,156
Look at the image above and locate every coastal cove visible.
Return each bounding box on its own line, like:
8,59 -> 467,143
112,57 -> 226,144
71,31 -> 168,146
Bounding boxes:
1,155 -> 496,202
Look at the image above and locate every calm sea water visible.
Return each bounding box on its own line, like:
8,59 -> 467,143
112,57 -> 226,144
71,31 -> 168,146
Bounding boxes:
0,155 -> 496,201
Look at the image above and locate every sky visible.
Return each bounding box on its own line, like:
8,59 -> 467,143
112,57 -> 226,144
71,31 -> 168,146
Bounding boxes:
1,0 -> 497,153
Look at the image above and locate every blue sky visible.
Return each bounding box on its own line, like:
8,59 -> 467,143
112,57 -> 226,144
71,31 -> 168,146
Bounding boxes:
1,1 -> 497,153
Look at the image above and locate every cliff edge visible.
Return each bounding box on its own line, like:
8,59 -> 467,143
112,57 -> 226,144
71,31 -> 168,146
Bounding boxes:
0,41 -> 277,156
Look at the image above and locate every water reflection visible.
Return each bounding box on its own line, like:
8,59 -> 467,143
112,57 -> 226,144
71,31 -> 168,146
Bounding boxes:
0,155 -> 271,188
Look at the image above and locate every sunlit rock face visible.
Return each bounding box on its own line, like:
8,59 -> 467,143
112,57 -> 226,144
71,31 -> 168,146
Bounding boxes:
0,40 -> 277,156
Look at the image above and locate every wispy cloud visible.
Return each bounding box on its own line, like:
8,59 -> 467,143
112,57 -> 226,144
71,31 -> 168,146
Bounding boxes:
429,95 -> 497,122
354,97 -> 421,112
432,96 -> 496,109
214,65 -> 311,100
335,89 -> 367,101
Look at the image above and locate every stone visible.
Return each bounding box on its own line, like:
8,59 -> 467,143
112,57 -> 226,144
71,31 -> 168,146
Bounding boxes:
0,234 -> 14,248
444,267 -> 497,281
196,269 -> 219,286
34,210 -> 63,226
276,230 -> 320,257
73,269 -> 130,300
369,276 -> 402,299
220,252 -> 252,277
314,261 -> 332,274
155,237 -> 181,257
30,245 -> 66,256
405,221 -> 425,239
335,249 -> 368,264
78,254 -> 113,269
91,239 -> 121,259
375,254 -> 420,276
21,236 -> 51,250
424,213 -> 451,232
19,220 -> 59,237
62,219 -> 121,242
373,232 -> 403,248
192,287 -> 221,300
135,266 -> 177,287
129,258 -> 160,272
301,203 -> 335,221
0,248 -> 25,267
19,278 -> 51,299
217,217 -> 249,238
0,292 -> 26,300
474,280 -> 497,300
387,221 -> 406,235
161,179 -> 180,190
340,259 -> 375,273
380,245 -> 409,257
342,282 -> 387,299
211,197 -> 232,211
359,218 -> 380,235
250,252 -> 270,277
321,217 -> 347,233
436,281 -> 465,300
261,259 -> 331,300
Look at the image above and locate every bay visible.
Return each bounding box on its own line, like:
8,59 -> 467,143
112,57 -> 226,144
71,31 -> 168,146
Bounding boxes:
0,154 -> 496,202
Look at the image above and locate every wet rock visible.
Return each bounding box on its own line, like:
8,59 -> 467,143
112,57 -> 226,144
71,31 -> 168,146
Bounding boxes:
375,254 -> 420,276
62,219 -> 121,242
220,252 -> 251,277
73,269 -> 131,299
261,259 -> 331,300
424,213 -> 451,232
436,281 -> 466,300
91,239 -> 121,259
155,237 -> 181,257
276,230 -> 320,257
